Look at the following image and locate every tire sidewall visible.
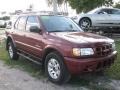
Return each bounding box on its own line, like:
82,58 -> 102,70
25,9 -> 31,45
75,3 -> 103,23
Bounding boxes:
79,18 -> 91,30
45,52 -> 66,84
8,42 -> 18,60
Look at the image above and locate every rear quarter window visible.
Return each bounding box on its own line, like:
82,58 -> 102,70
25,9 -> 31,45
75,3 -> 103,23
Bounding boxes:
14,16 -> 27,30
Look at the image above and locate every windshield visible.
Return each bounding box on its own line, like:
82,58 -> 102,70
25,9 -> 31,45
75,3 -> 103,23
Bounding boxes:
40,16 -> 83,32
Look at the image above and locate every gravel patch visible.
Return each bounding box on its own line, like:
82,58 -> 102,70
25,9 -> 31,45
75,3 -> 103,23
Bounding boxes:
0,60 -> 90,90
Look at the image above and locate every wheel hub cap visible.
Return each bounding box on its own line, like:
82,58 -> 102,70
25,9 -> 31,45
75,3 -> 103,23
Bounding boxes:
81,20 -> 90,29
9,45 -> 13,58
48,58 -> 60,79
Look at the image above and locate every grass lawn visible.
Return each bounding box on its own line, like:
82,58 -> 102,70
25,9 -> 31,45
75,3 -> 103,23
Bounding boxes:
0,33 -> 120,89
1,40 -> 120,79
0,41 -> 44,79
105,41 -> 120,79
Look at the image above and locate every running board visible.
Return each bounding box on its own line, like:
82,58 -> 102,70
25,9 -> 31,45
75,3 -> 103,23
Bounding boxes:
17,52 -> 42,65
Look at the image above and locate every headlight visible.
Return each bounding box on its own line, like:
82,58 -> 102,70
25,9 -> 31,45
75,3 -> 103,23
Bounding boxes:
73,48 -> 94,56
80,48 -> 94,56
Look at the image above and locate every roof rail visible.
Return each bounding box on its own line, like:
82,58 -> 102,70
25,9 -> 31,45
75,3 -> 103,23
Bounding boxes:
14,11 -> 68,16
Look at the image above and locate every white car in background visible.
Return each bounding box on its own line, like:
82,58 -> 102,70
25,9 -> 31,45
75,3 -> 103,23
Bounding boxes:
0,20 -> 6,28
77,7 -> 120,30
6,15 -> 19,29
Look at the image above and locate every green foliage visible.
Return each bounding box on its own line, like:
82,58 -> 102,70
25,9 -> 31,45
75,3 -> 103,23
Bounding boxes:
105,41 -> 120,79
0,42 -> 44,79
114,2 -> 120,9
67,0 -> 113,13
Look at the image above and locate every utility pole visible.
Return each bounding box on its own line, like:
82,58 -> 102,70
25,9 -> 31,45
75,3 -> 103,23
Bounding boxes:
53,0 -> 58,15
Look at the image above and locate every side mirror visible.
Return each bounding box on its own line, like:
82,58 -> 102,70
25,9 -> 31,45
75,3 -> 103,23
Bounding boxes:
29,26 -> 41,33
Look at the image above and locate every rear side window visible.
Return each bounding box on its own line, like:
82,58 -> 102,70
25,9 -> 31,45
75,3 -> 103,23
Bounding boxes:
101,9 -> 112,14
111,9 -> 120,15
14,16 -> 27,30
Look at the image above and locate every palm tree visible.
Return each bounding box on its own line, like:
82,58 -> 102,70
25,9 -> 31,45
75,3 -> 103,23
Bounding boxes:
46,0 -> 68,15
47,0 -> 64,6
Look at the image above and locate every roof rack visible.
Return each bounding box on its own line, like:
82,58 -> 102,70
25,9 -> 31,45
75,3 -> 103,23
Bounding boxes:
15,11 -> 68,16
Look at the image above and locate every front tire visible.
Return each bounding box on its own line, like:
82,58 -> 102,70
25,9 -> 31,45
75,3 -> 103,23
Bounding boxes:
79,18 -> 91,30
45,52 -> 70,84
8,42 -> 19,60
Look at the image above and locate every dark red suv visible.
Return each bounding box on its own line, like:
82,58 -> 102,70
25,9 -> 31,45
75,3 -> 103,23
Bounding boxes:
6,14 -> 117,84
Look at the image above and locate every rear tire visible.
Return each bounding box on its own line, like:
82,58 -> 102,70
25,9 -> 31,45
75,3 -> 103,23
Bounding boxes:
79,18 -> 91,31
45,52 -> 71,84
8,41 -> 19,60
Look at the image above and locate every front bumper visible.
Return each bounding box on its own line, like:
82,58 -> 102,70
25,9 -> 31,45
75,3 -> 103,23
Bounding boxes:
64,51 -> 117,74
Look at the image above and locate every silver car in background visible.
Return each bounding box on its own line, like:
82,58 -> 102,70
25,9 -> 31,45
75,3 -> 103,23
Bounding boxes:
77,7 -> 120,30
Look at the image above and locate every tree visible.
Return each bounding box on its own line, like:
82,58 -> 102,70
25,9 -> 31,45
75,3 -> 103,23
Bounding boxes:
67,0 -> 113,13
47,0 -> 65,6
46,0 -> 68,15
114,2 -> 120,9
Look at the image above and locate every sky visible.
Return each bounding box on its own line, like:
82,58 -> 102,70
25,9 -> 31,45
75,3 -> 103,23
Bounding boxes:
0,0 -> 50,12
0,0 -> 77,16
114,0 -> 119,2
0,0 -> 119,16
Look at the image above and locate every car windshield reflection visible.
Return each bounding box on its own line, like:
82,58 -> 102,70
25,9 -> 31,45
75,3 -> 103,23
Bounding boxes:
40,16 -> 83,32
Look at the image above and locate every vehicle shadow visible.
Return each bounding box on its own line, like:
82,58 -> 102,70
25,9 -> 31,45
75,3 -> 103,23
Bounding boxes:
67,73 -> 114,89
17,58 -> 115,89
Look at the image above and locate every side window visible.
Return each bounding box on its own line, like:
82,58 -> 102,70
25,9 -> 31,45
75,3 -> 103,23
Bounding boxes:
14,18 -> 19,29
111,9 -> 120,15
102,9 -> 112,14
15,16 -> 27,30
98,9 -> 107,14
26,16 -> 39,31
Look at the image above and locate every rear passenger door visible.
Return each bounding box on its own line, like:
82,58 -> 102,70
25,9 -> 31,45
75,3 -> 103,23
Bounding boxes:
94,9 -> 110,25
12,16 -> 28,51
24,16 -> 44,58
108,9 -> 120,24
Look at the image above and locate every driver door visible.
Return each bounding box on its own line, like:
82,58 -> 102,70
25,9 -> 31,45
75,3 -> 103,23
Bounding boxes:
92,9 -> 110,26
24,16 -> 44,58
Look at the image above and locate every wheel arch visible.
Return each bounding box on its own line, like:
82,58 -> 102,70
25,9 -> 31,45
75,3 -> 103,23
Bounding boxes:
42,47 -> 64,67
43,47 -> 71,84
6,36 -> 16,50
79,17 -> 92,26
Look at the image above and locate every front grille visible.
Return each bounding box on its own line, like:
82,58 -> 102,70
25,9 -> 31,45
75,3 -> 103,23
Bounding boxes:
95,44 -> 112,57
96,59 -> 114,69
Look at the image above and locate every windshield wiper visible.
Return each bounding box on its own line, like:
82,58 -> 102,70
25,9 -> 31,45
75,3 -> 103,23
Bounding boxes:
48,30 -> 79,32
65,30 -> 79,32
48,30 -> 64,32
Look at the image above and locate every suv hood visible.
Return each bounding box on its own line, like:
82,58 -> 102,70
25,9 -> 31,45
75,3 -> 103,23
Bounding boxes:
50,32 -> 114,44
